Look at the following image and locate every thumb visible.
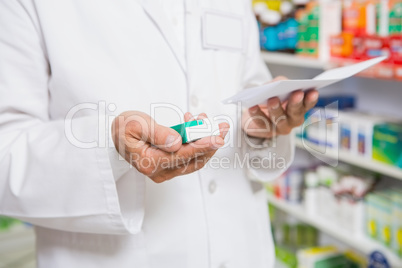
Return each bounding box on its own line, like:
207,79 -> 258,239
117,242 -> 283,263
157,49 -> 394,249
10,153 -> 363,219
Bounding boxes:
122,111 -> 182,152
272,76 -> 288,82
150,123 -> 182,153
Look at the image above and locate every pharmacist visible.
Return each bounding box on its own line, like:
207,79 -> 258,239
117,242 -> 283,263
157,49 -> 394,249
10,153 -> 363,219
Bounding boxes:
0,1 -> 318,268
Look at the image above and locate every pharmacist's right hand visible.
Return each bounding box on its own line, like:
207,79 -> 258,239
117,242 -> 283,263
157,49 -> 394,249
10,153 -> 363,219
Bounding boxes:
111,111 -> 228,183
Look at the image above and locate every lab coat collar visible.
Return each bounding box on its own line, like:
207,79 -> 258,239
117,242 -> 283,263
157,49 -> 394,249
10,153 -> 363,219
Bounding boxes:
141,0 -> 187,74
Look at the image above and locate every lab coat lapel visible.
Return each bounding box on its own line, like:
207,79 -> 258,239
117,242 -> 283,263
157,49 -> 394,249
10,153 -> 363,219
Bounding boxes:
141,0 -> 186,73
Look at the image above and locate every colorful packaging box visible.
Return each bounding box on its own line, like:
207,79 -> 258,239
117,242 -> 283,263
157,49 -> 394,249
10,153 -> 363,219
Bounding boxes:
390,189 -> 402,258
390,35 -> 402,79
390,35 -> 402,63
304,108 -> 339,148
296,9 -> 309,55
354,112 -> 392,159
343,0 -> 367,35
339,112 -> 358,153
377,193 -> 393,248
365,193 -> 380,240
389,1 -> 402,35
372,122 -> 402,168
395,64 -> 402,80
365,192 -> 393,248
330,33 -> 354,58
307,2 -> 320,56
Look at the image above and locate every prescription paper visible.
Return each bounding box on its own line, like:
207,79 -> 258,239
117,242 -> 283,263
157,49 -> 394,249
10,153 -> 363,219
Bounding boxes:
222,56 -> 387,108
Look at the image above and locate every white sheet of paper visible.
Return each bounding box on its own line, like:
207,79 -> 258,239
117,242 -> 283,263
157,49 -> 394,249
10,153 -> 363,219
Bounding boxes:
222,56 -> 386,108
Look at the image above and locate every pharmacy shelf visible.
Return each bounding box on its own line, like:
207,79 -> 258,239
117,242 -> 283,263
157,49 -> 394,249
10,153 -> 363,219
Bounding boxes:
261,51 -> 402,81
267,194 -> 402,267
274,259 -> 290,268
0,224 -> 35,268
261,51 -> 329,69
295,139 -> 402,180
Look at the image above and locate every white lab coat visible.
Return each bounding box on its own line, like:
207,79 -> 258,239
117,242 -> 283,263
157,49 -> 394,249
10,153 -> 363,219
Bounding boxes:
0,0 -> 294,267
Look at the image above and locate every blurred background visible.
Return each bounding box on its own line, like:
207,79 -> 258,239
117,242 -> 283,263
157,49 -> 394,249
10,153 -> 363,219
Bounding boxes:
255,0 -> 402,267
1,0 -> 402,267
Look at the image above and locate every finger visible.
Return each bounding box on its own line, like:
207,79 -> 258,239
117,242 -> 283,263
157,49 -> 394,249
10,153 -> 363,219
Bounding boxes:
195,114 -> 229,145
126,137 -> 219,178
184,112 -> 194,122
245,105 -> 273,138
286,90 -> 305,127
281,99 -> 289,110
197,113 -> 208,120
175,152 -> 214,175
197,113 -> 229,139
263,76 -> 288,85
140,134 -> 224,171
150,123 -> 183,152
218,122 -> 230,139
272,75 -> 288,82
303,89 -> 319,111
182,133 -> 225,151
267,97 -> 292,135
151,149 -> 218,183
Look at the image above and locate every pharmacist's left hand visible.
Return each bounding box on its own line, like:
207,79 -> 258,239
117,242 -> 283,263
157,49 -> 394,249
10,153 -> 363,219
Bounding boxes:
242,76 -> 319,139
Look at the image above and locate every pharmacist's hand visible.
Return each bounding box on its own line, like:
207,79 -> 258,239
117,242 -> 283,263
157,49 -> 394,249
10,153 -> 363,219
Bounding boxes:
242,76 -> 319,139
112,111 -> 230,183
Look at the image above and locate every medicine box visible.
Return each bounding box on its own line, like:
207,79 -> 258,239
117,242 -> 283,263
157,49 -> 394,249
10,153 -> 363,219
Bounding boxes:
170,119 -> 220,144
372,122 -> 402,168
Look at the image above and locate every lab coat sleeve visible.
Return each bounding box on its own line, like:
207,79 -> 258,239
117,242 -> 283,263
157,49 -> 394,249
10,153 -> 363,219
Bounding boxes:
240,1 -> 295,181
0,0 -> 144,235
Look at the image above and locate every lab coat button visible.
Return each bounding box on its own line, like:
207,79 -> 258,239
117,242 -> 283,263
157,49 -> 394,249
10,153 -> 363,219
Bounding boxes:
191,95 -> 199,107
208,180 -> 216,194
